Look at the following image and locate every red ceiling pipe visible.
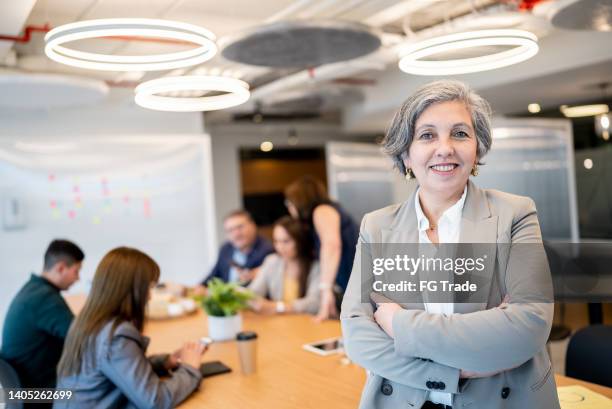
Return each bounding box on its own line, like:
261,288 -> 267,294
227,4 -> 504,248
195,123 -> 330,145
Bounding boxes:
0,23 -> 193,45
518,0 -> 547,11
0,24 -> 51,42
499,0 -> 548,11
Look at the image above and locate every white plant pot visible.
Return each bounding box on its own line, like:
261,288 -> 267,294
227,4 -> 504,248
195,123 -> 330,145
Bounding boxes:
207,313 -> 242,341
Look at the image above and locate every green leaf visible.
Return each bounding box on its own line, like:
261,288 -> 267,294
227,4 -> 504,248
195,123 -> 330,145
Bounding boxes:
199,278 -> 255,317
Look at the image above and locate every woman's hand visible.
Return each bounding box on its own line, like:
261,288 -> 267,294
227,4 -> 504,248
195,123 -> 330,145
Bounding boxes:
164,348 -> 182,370
191,285 -> 208,297
249,298 -> 278,315
459,368 -> 503,379
178,341 -> 207,369
373,302 -> 402,338
315,289 -> 338,322
460,361 -> 521,379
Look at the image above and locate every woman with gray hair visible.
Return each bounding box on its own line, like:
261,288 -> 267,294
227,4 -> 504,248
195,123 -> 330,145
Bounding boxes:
341,80 -> 559,409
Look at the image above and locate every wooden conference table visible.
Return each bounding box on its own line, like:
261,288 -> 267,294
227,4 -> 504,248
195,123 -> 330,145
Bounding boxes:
66,296 -> 612,408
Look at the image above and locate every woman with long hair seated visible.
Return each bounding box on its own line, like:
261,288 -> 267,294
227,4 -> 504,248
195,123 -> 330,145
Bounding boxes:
55,247 -> 206,409
248,216 -> 320,315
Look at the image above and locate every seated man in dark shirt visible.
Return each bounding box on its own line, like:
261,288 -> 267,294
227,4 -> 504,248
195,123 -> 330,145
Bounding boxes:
1,239 -> 84,390
202,210 -> 273,286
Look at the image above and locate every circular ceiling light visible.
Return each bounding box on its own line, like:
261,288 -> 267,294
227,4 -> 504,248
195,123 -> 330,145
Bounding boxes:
398,29 -> 539,76
44,18 -> 217,71
134,76 -> 250,112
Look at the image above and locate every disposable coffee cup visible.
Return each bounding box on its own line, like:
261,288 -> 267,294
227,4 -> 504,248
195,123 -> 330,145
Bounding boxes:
236,331 -> 258,375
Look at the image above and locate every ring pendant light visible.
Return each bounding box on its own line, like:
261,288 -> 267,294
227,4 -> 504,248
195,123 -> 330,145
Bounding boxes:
44,18 -> 217,71
134,76 -> 251,112
398,29 -> 539,76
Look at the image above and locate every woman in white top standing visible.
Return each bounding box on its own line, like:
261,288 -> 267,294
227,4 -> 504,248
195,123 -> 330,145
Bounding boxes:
341,80 -> 559,409
249,216 -> 320,315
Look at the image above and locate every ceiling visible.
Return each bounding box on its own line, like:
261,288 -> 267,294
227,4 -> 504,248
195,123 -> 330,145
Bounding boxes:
1,0 -> 612,131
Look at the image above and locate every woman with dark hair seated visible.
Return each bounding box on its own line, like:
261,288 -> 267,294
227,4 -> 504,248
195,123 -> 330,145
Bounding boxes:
55,247 -> 206,409
249,216 -> 320,315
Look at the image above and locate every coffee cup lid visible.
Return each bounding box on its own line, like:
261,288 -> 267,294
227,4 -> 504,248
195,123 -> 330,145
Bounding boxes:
236,331 -> 257,341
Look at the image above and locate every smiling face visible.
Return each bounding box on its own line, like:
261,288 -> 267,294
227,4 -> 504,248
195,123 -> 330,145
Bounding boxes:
404,100 -> 478,197
224,214 -> 257,252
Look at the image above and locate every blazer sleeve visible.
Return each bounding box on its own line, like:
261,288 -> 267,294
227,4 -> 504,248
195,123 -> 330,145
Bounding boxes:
341,214 -> 461,393
99,333 -> 202,409
392,197 -> 554,373
291,261 -> 321,314
248,254 -> 274,298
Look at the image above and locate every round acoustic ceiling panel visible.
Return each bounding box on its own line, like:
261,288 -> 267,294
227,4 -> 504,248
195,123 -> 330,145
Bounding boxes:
221,20 -> 381,68
549,0 -> 612,31
0,72 -> 109,109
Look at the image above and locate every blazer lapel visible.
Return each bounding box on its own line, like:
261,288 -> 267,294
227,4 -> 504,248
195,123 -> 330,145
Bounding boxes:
380,189 -> 424,309
454,181 -> 498,313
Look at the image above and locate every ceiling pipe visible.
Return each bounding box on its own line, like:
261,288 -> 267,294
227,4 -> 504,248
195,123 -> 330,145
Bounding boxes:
237,0 -> 544,113
0,24 -> 195,45
0,24 -> 50,43
264,0 -> 322,23
246,60 -> 385,108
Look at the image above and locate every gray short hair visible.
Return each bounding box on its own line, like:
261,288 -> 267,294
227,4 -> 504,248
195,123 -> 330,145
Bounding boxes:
381,80 -> 493,175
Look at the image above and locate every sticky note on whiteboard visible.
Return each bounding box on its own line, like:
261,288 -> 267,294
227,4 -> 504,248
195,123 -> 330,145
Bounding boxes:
558,385 -> 612,408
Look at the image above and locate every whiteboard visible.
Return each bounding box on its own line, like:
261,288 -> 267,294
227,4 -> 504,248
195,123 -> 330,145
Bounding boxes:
0,135 -> 217,339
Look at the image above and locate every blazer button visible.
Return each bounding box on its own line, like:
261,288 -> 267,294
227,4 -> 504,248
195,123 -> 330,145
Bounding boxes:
426,381 -> 433,389
501,387 -> 511,399
438,382 -> 446,390
381,382 -> 393,396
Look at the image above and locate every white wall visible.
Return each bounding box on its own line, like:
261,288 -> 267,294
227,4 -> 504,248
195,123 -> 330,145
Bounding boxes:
0,89 -> 216,343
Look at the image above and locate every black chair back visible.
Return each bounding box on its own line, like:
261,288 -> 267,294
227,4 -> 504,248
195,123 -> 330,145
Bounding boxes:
0,357 -> 23,409
566,325 -> 612,387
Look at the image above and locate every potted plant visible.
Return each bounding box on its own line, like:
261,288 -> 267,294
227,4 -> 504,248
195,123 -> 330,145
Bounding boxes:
196,278 -> 254,341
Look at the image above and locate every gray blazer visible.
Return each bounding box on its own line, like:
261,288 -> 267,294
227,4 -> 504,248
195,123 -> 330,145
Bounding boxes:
54,320 -> 202,409
341,181 -> 560,409
249,254 -> 321,314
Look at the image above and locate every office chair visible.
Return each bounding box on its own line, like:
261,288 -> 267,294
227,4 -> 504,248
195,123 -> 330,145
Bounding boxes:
0,357 -> 23,409
565,325 -> 612,387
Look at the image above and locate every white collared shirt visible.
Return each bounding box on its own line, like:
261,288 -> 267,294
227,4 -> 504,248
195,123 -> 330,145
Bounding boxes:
414,185 -> 467,406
